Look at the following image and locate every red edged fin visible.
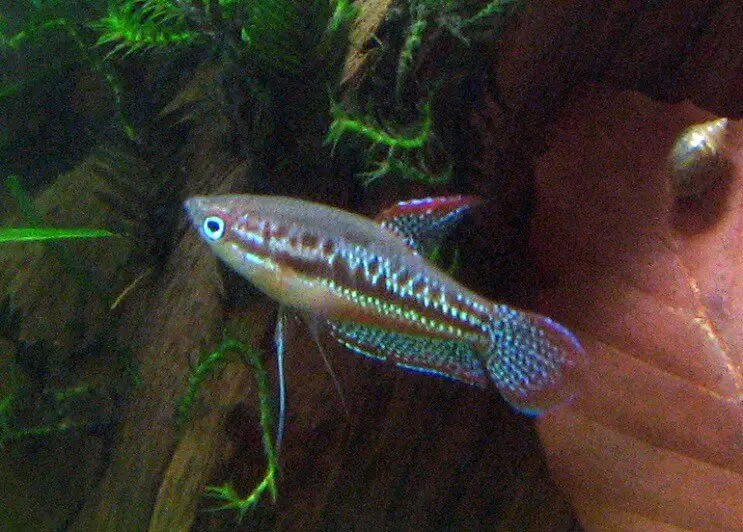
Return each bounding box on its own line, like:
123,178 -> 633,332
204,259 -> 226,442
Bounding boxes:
375,195 -> 484,222
375,196 -> 484,252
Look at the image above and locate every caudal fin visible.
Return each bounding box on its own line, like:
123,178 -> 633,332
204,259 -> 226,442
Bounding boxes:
485,305 -> 586,416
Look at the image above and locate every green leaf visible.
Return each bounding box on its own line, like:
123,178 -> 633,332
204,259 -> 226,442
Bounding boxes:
0,227 -> 117,243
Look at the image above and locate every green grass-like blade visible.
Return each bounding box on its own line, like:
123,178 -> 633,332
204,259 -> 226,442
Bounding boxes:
0,227 -> 117,243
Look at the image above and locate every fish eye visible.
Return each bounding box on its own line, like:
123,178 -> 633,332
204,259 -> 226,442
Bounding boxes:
203,216 -> 226,240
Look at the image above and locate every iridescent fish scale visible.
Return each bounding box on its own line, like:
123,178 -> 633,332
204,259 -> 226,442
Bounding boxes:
329,320 -> 487,386
233,209 -> 491,343
311,240 -> 491,343
234,216 -> 337,279
487,305 -> 564,393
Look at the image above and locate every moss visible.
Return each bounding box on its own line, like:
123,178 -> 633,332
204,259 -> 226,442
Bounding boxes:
95,1 -> 201,56
332,0 -> 522,187
179,337 -> 279,522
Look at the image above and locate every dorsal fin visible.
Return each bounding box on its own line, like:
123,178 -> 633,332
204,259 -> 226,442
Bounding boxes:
375,195 -> 483,254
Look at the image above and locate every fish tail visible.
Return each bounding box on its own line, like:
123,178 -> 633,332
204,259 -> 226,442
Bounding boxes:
484,305 -> 586,416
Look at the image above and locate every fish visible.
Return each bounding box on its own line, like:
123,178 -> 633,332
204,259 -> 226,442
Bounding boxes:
184,194 -> 586,415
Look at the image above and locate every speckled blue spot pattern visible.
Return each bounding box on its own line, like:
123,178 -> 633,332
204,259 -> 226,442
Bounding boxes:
329,319 -> 487,385
485,305 -> 578,413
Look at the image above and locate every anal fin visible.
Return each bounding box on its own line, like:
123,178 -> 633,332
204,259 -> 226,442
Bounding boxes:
328,320 -> 488,387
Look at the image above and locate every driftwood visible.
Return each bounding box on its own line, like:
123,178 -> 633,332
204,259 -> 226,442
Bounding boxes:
70,102 -> 254,529
0,148 -> 154,354
0,148 -> 156,530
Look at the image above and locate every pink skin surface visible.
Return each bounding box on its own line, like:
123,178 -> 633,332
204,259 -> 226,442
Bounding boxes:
532,86 -> 743,530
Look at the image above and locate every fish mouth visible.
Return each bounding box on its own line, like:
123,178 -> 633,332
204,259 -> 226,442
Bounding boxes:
183,196 -> 208,227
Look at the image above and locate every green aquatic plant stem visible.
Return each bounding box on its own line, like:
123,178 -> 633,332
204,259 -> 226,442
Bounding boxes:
326,0 -> 356,33
45,383 -> 94,404
0,383 -> 100,447
328,102 -> 452,185
180,337 -> 279,520
4,175 -> 111,293
0,419 -> 102,448
334,0 -> 520,187
95,1 -> 200,56
328,101 -> 432,150
177,338 -> 245,424
461,0 -> 519,27
362,155 -> 453,186
4,176 -> 117,243
1,18 -> 72,50
396,16 -> 427,98
241,344 -> 279,503
0,368 -> 104,448
203,472 -> 276,523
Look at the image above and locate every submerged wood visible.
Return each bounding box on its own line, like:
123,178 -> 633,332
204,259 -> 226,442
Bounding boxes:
0,149 -> 155,529
70,96 -> 253,528
0,149 -> 154,355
